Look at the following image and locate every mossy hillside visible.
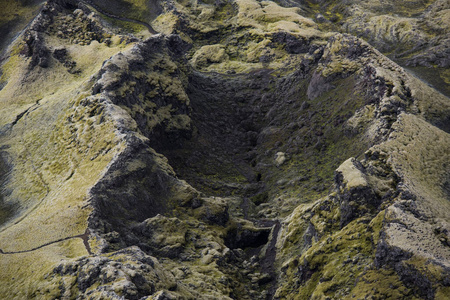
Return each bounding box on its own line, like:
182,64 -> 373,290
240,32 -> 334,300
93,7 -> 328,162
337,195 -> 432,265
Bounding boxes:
366,114 -> 450,275
271,27 -> 450,298
2,49 -> 121,209
0,26 -> 132,222
274,134 -> 449,299
0,97 -> 129,294
0,238 -> 88,299
374,114 -> 450,221
274,176 -> 442,299
0,32 -> 130,128
402,70 -> 450,133
412,65 -> 450,97
0,14 -> 138,297
0,0 -> 43,55
0,0 -> 43,27
275,211 -> 396,299
0,88 -> 124,253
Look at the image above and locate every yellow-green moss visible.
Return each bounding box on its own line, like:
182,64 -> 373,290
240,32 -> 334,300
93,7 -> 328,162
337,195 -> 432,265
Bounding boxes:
349,269 -> 414,299
0,239 -> 88,299
276,213 -> 388,299
0,26 -> 135,297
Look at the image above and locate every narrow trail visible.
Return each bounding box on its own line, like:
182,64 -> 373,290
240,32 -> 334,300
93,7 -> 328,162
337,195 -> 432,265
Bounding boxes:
0,228 -> 92,255
79,0 -> 158,34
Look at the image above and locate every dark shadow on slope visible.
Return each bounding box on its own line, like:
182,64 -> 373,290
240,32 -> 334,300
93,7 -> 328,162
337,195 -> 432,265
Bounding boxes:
402,65 -> 450,99
0,151 -> 17,228
153,70 -> 272,198
0,0 -> 44,60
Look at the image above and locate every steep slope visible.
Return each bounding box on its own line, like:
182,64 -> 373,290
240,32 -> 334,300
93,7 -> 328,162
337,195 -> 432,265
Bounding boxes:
0,0 -> 449,299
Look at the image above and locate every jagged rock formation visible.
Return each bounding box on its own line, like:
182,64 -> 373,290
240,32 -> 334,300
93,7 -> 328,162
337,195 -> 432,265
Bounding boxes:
0,0 -> 449,299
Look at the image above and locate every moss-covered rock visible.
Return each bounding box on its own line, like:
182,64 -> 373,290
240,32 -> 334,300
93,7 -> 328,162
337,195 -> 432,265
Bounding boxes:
0,0 -> 449,299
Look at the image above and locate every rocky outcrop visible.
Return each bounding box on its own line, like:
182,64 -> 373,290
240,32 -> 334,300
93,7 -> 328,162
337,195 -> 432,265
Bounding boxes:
46,246 -> 179,299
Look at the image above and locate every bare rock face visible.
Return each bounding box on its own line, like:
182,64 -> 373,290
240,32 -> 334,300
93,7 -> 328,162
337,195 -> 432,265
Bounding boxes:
0,0 -> 449,299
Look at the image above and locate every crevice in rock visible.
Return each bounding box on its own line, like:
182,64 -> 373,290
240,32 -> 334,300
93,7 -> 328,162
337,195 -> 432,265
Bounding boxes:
224,226 -> 271,250
259,220 -> 281,300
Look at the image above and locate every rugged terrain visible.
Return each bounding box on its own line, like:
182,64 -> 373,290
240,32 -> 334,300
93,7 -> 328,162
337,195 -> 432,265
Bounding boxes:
0,0 -> 449,299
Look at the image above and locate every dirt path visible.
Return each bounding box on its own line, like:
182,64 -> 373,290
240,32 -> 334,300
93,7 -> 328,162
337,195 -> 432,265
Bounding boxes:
0,228 -> 92,255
